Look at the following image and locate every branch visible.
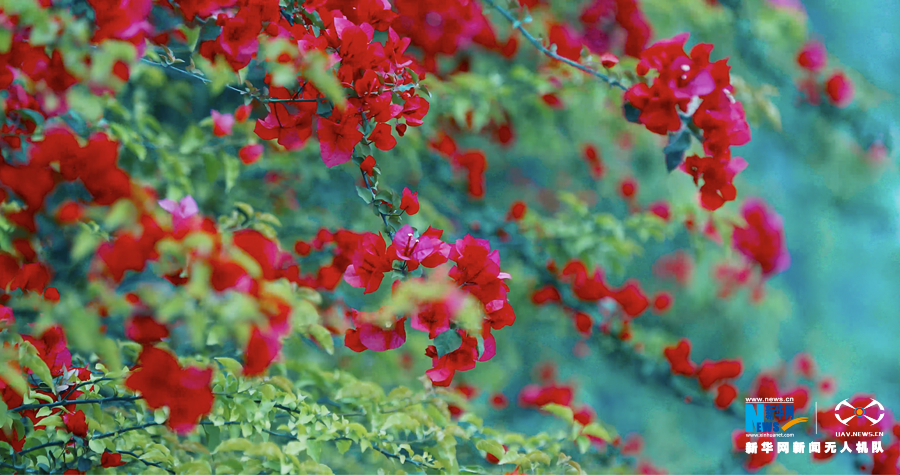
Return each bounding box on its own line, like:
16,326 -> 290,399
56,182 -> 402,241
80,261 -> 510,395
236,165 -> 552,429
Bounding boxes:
479,0 -> 627,91
120,450 -> 176,474
361,168 -> 395,239
9,395 -> 140,412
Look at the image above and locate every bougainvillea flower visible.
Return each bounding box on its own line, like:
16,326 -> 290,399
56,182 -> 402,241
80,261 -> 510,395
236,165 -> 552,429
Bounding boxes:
411,302 -> 452,339
243,326 -> 282,376
715,383 -> 738,409
317,114 -> 364,167
400,187 -> 419,215
663,338 -> 696,376
238,144 -> 263,165
344,232 -> 394,293
345,316 -> 408,352
100,451 -> 126,468
696,359 -> 743,390
211,110 -> 235,136
159,195 -> 199,232
825,71 -> 854,108
518,383 -> 574,408
125,315 -> 170,344
613,280 -> 649,317
22,325 -> 72,377
796,41 -> 827,72
125,346 -> 214,434
63,410 -> 88,438
367,122 -> 397,151
732,199 -> 790,276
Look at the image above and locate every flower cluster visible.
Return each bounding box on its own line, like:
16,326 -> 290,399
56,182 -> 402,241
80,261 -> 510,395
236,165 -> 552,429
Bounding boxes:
342,229 -> 515,386
624,33 -> 752,210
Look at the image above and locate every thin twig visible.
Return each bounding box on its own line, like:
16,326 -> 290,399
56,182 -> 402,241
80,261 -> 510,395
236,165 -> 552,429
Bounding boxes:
9,395 -> 141,412
479,0 -> 627,91
120,450 -> 176,474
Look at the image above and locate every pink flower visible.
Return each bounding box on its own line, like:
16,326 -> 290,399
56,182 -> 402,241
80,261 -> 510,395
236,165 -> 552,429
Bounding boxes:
211,110 -> 235,136
317,114 -> 364,168
389,225 -> 449,271
159,195 -> 199,232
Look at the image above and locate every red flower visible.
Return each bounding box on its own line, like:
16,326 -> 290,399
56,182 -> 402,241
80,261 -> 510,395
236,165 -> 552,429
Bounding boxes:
518,383 -> 574,408
317,114 -> 365,168
234,104 -> 252,122
63,410 -> 88,438
360,155 -> 376,175
825,71 -> 854,108
101,451 -> 126,468
344,232 -> 394,294
400,187 -> 419,215
243,326 -> 282,376
531,285 -> 561,305
411,303 -> 452,339
600,52 -> 619,68
663,338 -> 696,376
238,144 -> 263,165
613,280 -> 649,317
715,383 -> 738,409
697,359 -> 743,390
732,199 -> 790,276
507,201 -> 527,221
574,311 -> 593,336
367,122 -> 397,151
211,110 -> 234,136
682,153 -> 747,211
648,201 -> 670,221
345,315 -> 407,352
796,41 -> 827,72
652,292 -> 673,314
654,251 -> 693,286
124,346 -> 214,434
125,315 -> 170,344
490,393 -> 509,409
22,325 -> 72,377
582,144 -> 605,179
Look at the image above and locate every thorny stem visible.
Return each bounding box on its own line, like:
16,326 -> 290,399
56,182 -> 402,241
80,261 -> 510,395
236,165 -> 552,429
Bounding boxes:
479,0 -> 627,91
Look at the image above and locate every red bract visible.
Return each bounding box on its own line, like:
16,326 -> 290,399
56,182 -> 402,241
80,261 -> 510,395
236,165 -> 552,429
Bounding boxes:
507,201 -> 527,221
490,393 -> 509,409
400,187 -> 419,215
63,410 -> 88,438
696,359 -> 743,390
124,346 -> 214,434
22,325 -> 72,377
254,82 -> 318,150
425,331 -> 483,386
652,292 -> 673,314
582,144 -> 605,179
100,451 -> 126,468
343,232 -> 394,293
653,251 -> 694,286
238,144 -> 264,164
125,315 -> 170,344
797,41 -> 827,72
345,314 -> 408,352
682,153 -> 747,211
518,383 -> 574,408
825,71 -> 854,108
211,110 -> 235,136
243,326 -> 282,376
531,285 -> 561,305
715,383 -> 738,409
317,113 -> 365,167
613,280 -> 649,317
663,338 -> 695,376
732,199 -> 790,276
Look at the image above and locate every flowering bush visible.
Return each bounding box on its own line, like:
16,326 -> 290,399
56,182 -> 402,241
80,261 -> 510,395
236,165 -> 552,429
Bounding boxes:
0,0 -> 898,473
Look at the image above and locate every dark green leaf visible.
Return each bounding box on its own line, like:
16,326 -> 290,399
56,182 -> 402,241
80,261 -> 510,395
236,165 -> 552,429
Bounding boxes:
434,330 -> 462,358
623,103 -> 641,123
663,129 -> 692,172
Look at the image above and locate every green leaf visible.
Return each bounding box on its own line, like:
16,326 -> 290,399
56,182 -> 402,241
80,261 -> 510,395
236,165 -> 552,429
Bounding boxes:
301,50 -> 346,110
356,186 -> 374,204
214,438 -> 253,453
541,403 -> 574,424
88,439 -> 107,453
581,422 -> 612,442
307,324 -> 334,355
336,439 -> 351,455
215,357 -> 243,375
434,330 -> 463,358
663,128 -> 692,172
224,154 -> 240,192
